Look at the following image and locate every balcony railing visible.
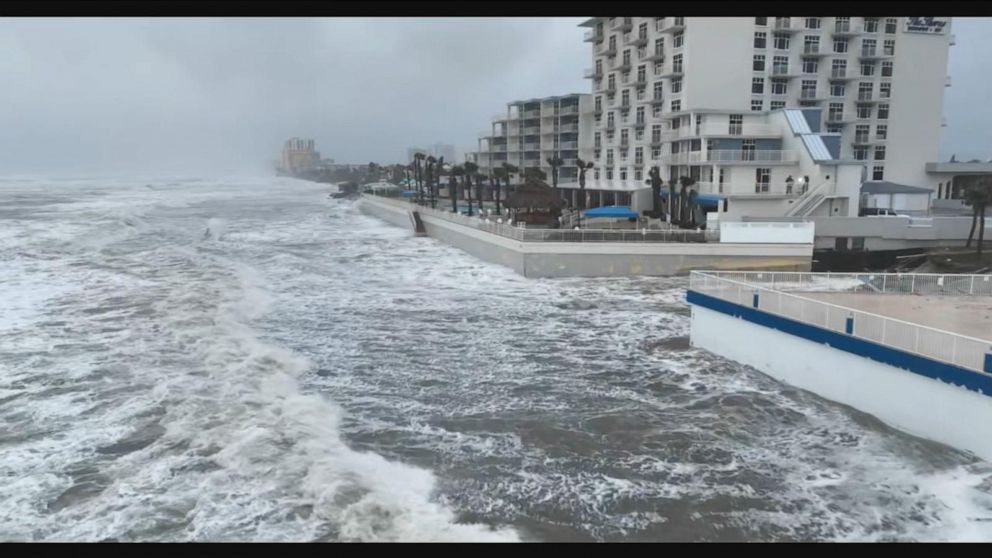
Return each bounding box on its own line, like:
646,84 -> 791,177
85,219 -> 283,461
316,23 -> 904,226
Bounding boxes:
802,44 -> 823,55
522,126 -> 541,134
857,92 -> 874,101
558,141 -> 579,149
584,67 -> 603,79
694,181 -> 801,196
559,123 -> 579,133
612,17 -> 633,32
833,22 -> 863,35
826,112 -> 844,122
658,17 -> 685,33
522,109 -> 541,119
523,143 -> 540,151
800,90 -> 821,100
664,149 -> 797,165
559,105 -> 579,115
830,69 -> 847,79
583,29 -> 604,42
771,65 -> 794,76
645,49 -> 665,62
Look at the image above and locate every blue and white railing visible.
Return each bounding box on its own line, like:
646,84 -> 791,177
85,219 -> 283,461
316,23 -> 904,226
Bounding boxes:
689,271 -> 992,374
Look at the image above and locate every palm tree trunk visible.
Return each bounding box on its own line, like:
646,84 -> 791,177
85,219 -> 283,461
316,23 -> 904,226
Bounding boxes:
979,205 -> 986,257
451,178 -> 458,213
967,209 -> 978,248
494,177 -> 502,215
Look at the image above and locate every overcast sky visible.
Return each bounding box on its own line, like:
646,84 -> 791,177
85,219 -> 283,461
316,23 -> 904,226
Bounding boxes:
0,17 -> 989,176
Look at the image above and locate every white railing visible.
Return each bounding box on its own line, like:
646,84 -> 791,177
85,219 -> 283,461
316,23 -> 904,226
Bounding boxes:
665,150 -> 797,165
689,271 -> 992,373
695,181 -> 801,196
363,194 -> 717,243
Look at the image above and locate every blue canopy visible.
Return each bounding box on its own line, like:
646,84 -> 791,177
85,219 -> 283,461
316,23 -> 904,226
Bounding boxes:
659,191 -> 723,207
400,190 -> 417,197
583,205 -> 639,219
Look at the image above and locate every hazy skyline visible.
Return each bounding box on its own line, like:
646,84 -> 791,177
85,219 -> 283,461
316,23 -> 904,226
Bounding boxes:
1,17 -> 989,176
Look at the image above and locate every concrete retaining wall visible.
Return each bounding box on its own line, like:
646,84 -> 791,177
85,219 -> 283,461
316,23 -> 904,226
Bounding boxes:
359,195 -> 812,278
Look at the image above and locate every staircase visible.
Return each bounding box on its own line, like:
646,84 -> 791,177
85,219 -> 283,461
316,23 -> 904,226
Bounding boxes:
786,181 -> 831,217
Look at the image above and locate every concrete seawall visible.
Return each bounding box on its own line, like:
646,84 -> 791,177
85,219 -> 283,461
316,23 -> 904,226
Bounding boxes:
358,195 -> 812,278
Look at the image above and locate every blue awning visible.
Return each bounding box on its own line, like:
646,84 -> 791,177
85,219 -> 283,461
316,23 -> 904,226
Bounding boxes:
400,190 -> 417,197
659,191 -> 723,206
583,206 -> 639,219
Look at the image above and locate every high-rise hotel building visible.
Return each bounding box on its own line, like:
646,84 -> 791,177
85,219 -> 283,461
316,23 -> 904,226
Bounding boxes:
576,17 -> 953,215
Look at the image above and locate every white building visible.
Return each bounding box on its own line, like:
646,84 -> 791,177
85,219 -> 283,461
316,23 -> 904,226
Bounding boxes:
577,16 -> 953,216
473,93 -> 594,188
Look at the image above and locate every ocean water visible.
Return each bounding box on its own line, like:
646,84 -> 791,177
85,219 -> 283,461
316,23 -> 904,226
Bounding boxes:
1,175 -> 992,542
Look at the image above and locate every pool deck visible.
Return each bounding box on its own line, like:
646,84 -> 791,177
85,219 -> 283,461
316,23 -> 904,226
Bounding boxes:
801,292 -> 992,342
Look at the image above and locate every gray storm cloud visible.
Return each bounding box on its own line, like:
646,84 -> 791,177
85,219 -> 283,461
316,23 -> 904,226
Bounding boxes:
0,17 -> 988,176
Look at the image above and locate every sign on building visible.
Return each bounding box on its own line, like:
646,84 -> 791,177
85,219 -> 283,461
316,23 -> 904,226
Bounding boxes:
904,17 -> 949,34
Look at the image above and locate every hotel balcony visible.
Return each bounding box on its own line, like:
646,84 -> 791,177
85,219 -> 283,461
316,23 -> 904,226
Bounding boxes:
584,67 -> 603,79
832,22 -> 863,36
644,49 -> 665,62
772,18 -> 801,34
619,100 -> 632,111
800,90 -> 826,101
857,47 -> 892,60
649,95 -> 665,106
664,149 -> 798,165
801,44 -> 827,57
602,82 -> 617,94
634,120 -> 646,129
613,60 -> 632,72
599,43 -> 618,57
657,17 -> 685,34
611,17 -> 633,32
522,109 -> 541,119
826,112 -> 845,123
632,76 -> 648,88
523,143 -> 540,151
522,126 -> 541,134
856,93 -> 883,104
559,140 -> 579,149
829,69 -> 858,81
771,65 -> 800,78
605,121 -> 616,131
491,145 -> 507,152
583,29 -> 604,43
694,181 -> 801,197
559,105 -> 580,115
625,34 -> 648,47
559,123 -> 579,133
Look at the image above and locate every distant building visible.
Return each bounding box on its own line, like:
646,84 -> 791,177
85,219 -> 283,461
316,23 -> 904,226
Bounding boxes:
281,138 -> 321,174
408,144 -> 457,163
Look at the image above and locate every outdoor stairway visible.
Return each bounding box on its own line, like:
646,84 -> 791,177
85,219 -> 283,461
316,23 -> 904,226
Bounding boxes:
786,181 -> 830,217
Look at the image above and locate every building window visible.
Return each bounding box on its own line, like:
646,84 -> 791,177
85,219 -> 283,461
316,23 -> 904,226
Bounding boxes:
594,132 -> 601,149
873,165 -> 884,180
753,54 -> 766,71
729,114 -> 743,135
606,149 -> 614,165
654,62 -> 663,76
876,124 -> 887,139
826,124 -> 843,133
771,79 -> 788,95
653,81 -> 663,100
833,38 -> 848,53
754,31 -> 767,48
606,169 -> 613,180
672,54 -> 683,73
883,39 -> 896,56
636,87 -> 645,100
881,60 -> 893,77
858,81 -> 873,99
673,32 -> 684,48
879,82 -> 891,98
830,82 -> 845,97
755,168 -> 771,192
804,35 -> 820,53
651,146 -> 661,159
854,147 -> 868,160
620,168 -> 627,180
774,34 -> 790,50
670,99 -> 681,112
594,170 -> 600,180
751,98 -> 764,111
862,38 -> 877,54
878,104 -> 889,119
773,55 -> 788,74
635,127 -> 644,141
874,145 -> 886,161
801,79 -> 817,97
770,100 -> 786,110
864,17 -> 879,33
637,65 -> 646,83
636,105 -> 645,123
861,62 -> 875,77
857,105 -> 872,119
752,77 -> 765,94
831,59 -> 847,77
620,129 -> 629,146
855,124 -> 870,142
802,58 -> 819,74
654,38 -> 664,56
635,146 -> 644,165
806,17 -> 821,29
634,168 -> 643,181
653,106 -> 662,117
885,18 -> 897,34
718,168 -> 726,193
671,77 -> 682,93
756,17 -> 767,26
828,102 -> 844,121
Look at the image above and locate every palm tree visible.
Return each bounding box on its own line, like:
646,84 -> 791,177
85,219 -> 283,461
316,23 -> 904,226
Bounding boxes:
666,179 -> 678,224
464,161 -> 479,216
546,155 -> 564,197
576,158 -> 594,211
964,178 -> 992,256
413,152 -> 426,203
501,162 -> 519,198
492,167 -> 507,215
678,176 -> 697,227
434,156 -> 444,209
425,155 -> 437,207
450,164 -> 464,213
647,166 -> 663,218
